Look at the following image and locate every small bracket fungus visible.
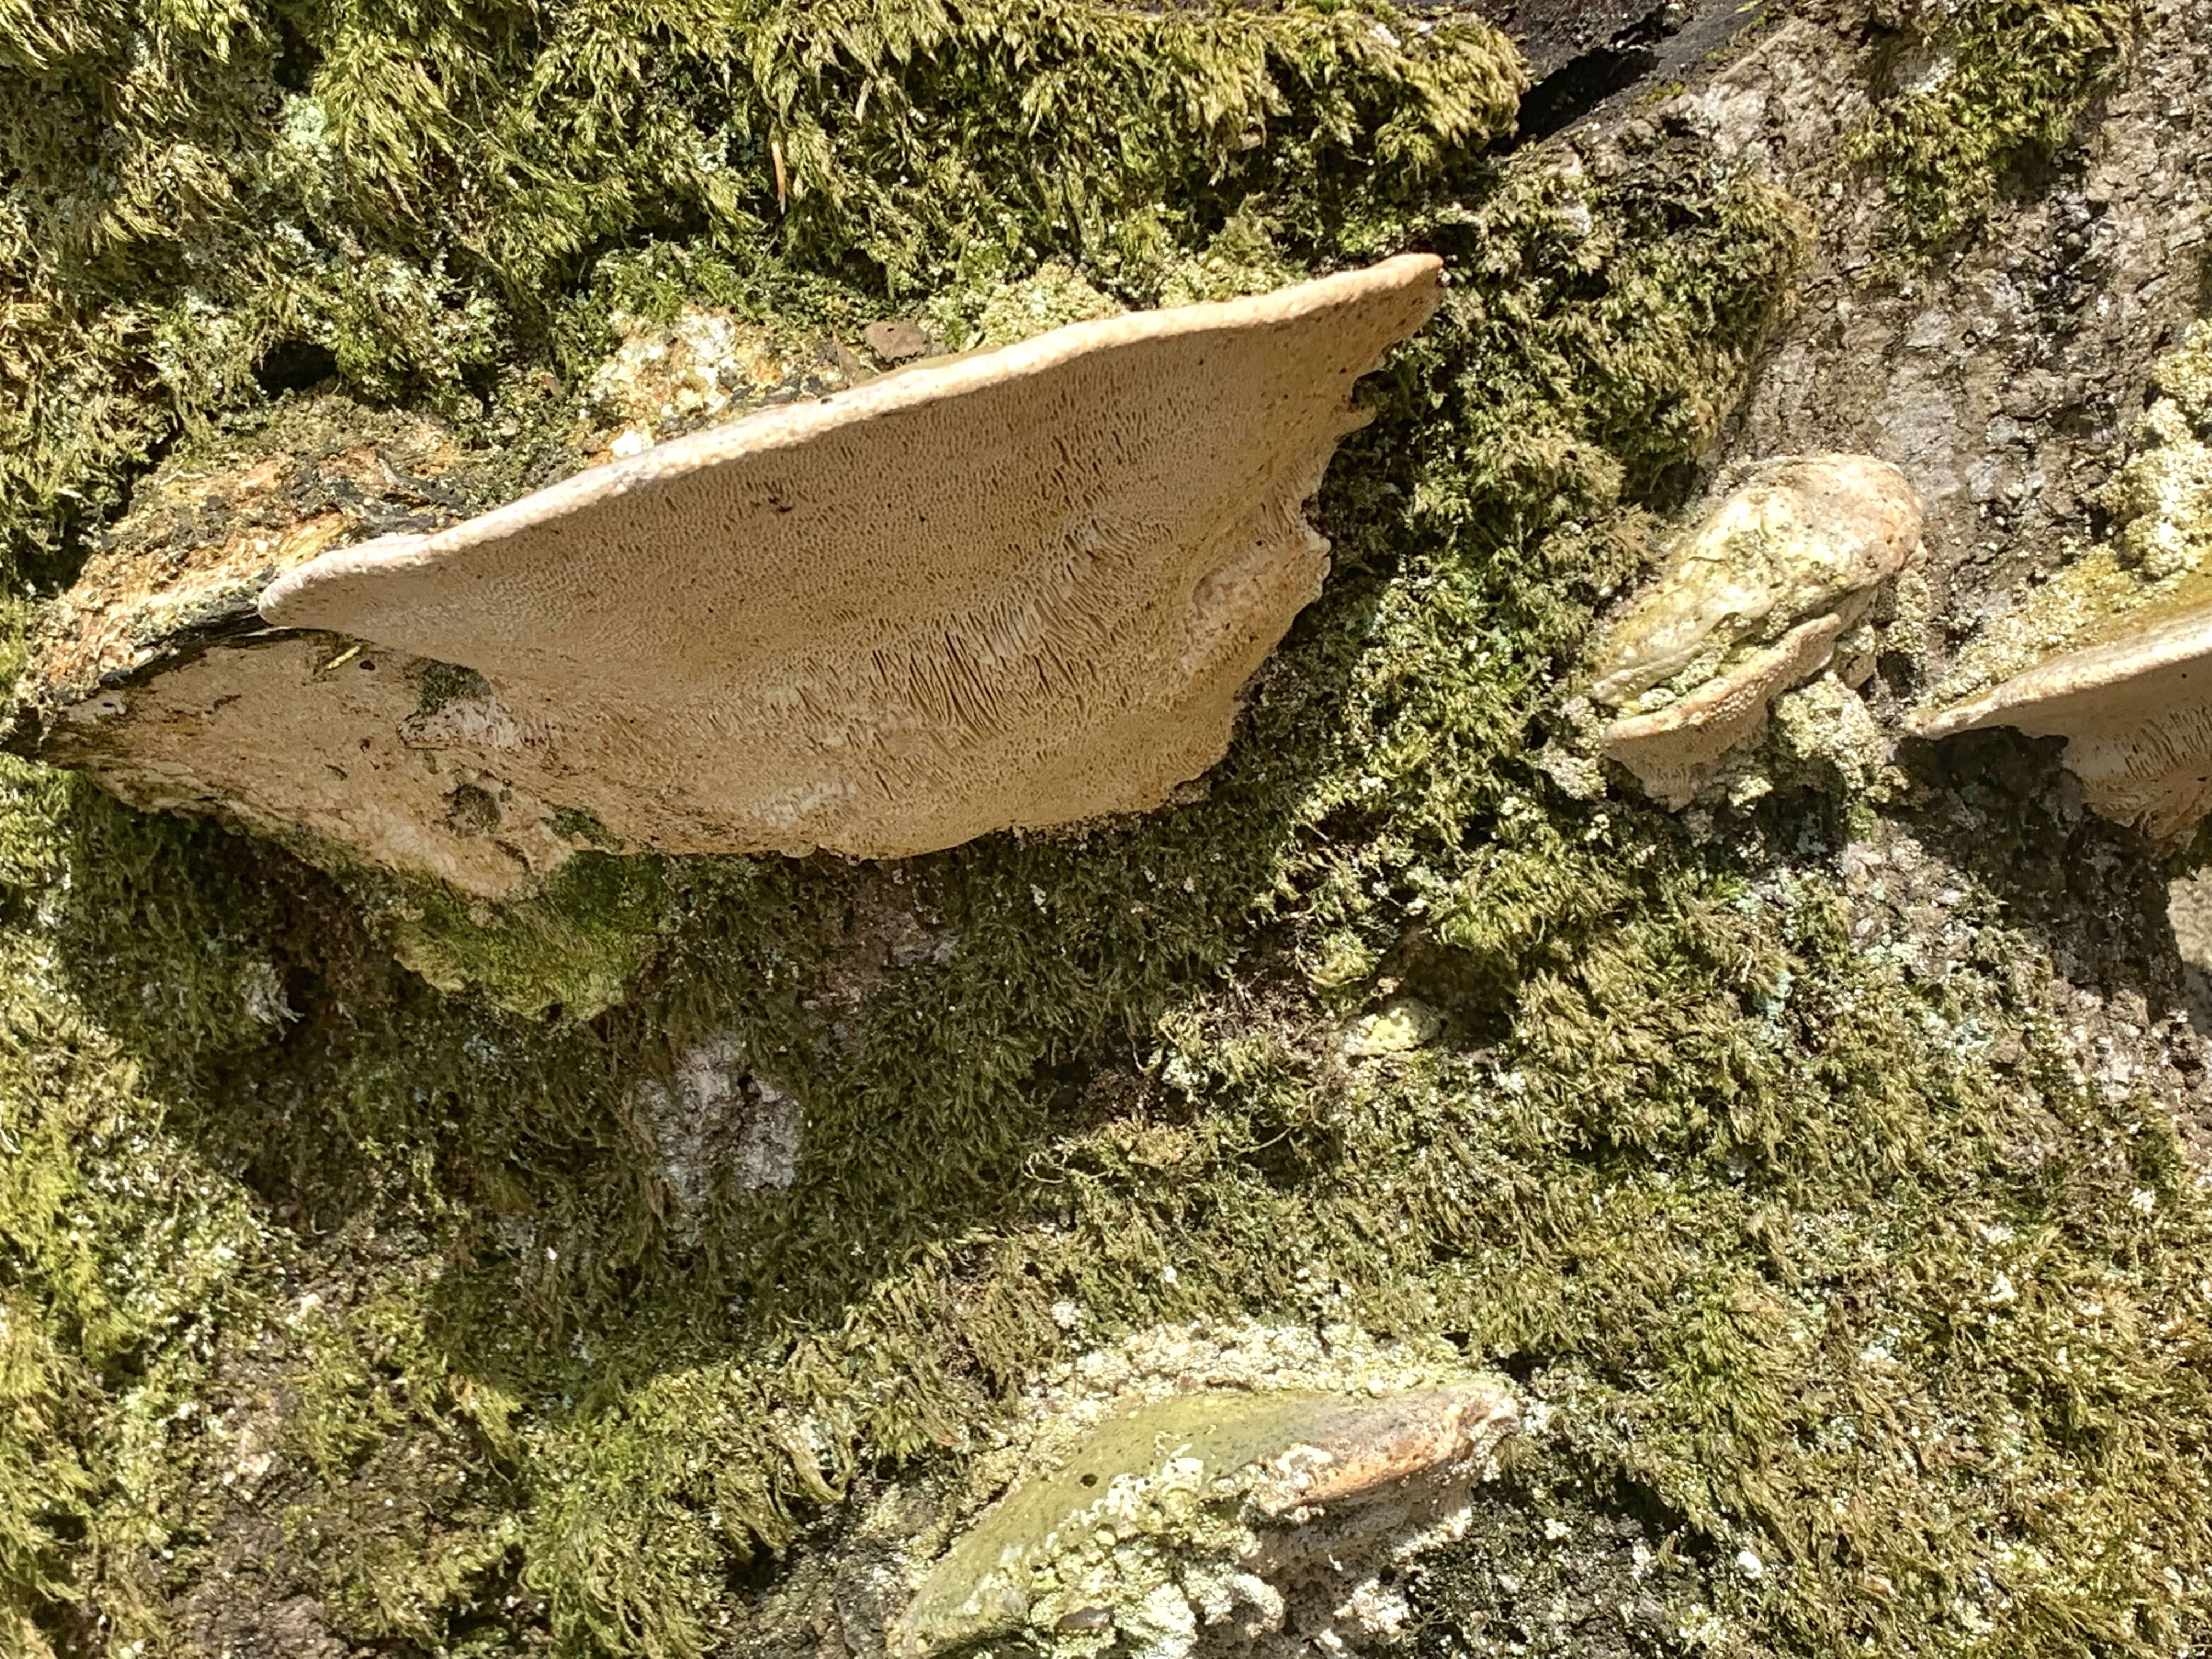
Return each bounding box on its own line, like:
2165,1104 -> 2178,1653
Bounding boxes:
1584,454 -> 1925,808
1911,322 -> 2212,844
7,258 -> 1442,896
893,1379 -> 1517,1658
1914,599 -> 2212,845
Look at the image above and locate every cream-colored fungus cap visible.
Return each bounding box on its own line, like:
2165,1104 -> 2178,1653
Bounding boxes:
1916,599 -> 2212,845
258,255 -> 1445,865
1587,454 -> 1924,807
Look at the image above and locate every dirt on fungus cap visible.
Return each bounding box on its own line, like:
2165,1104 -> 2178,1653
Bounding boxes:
1915,599 -> 2212,845
256,253 -> 1446,866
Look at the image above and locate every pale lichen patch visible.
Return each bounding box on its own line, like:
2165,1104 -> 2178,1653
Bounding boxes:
633,1033 -> 803,1231
1767,671 -> 1897,798
576,307 -> 866,458
973,262 -> 1126,349
1343,995 -> 1444,1057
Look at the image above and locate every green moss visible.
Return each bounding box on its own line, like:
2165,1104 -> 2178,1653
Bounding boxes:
416,662 -> 495,718
268,1260 -> 528,1649
0,760 -> 279,1650
550,808 -> 620,851
371,854 -> 673,1020
0,0 -> 1522,590
1848,0 -> 2135,253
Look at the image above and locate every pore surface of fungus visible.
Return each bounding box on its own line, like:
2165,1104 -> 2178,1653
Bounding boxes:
1915,597 -> 2212,844
13,258 -> 1442,895
257,256 -> 1443,871
1586,454 -> 1925,807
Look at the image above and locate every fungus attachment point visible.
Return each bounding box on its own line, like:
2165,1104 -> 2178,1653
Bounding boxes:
1915,600 -> 2212,846
9,257 -> 1443,898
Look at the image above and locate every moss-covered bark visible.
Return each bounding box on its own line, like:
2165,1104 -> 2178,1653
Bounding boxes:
6,2 -> 2210,1657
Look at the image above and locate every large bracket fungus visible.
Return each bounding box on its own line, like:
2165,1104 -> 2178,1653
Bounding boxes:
1585,454 -> 1925,807
7,257 -> 1443,896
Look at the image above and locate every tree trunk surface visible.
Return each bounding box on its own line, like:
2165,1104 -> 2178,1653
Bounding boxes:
3,1 -> 2210,1656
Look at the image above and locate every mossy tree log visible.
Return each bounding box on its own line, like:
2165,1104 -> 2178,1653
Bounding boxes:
3,1 -> 2211,1657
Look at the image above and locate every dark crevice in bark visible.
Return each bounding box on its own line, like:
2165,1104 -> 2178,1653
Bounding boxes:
1511,5 -> 1679,142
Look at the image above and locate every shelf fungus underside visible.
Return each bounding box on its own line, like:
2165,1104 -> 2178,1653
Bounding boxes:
7,256 -> 1444,896
1916,594 -> 2212,847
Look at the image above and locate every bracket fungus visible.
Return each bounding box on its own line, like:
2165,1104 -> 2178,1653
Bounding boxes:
7,257 -> 1443,896
1585,454 -> 1925,807
1912,321 -> 2212,844
1914,597 -> 2212,845
894,1379 -> 1517,1657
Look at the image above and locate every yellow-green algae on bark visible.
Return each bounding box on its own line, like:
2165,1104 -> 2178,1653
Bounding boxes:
5,3 -> 2212,1657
